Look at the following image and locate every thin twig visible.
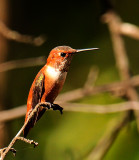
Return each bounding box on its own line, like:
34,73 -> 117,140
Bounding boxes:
83,66 -> 99,90
87,11 -> 139,160
0,56 -> 46,72
0,20 -> 46,46
120,23 -> 139,40
103,11 -> 139,130
16,137 -> 38,148
0,105 -> 26,122
57,74 -> 139,103
87,112 -> 130,160
102,11 -> 130,79
1,72 -> 139,122
0,11 -> 139,160
0,102 -> 50,160
1,101 -> 139,122
102,14 -> 139,40
63,101 -> 139,113
0,148 -> 16,157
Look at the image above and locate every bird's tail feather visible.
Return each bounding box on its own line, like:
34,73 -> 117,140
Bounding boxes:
23,108 -> 46,137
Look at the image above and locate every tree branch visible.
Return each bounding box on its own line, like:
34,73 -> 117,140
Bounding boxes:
1,101 -> 139,122
86,10 -> 139,160
0,105 -> 26,122
102,11 -> 139,130
102,12 -> 139,40
0,10 -> 139,160
0,66 -> 139,123
0,19 -> 46,46
120,23 -> 139,40
0,102 -> 51,160
57,74 -> 139,103
87,112 -> 130,160
0,56 -> 46,72
63,101 -> 139,113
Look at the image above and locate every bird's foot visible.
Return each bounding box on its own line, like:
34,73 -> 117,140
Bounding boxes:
51,104 -> 63,114
39,102 -> 52,110
40,102 -> 63,114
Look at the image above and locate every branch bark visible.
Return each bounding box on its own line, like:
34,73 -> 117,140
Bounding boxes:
87,112 -> 130,160
120,23 -> 139,40
0,102 -> 51,160
0,8 -> 139,160
1,101 -> 139,123
0,0 -> 9,148
87,11 -> 139,160
1,73 -> 139,122
0,56 -> 46,72
57,74 -> 139,103
102,11 -> 139,130
0,20 -> 46,46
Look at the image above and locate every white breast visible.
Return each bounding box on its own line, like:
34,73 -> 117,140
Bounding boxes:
46,65 -> 67,81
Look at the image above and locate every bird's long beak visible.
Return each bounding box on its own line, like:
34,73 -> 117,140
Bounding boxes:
76,48 -> 99,53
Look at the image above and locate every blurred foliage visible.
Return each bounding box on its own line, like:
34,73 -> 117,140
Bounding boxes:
3,0 -> 139,159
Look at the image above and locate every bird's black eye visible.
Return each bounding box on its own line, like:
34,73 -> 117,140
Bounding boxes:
60,52 -> 66,57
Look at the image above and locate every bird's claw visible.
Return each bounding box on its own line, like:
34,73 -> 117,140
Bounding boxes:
41,102 -> 63,114
51,104 -> 63,114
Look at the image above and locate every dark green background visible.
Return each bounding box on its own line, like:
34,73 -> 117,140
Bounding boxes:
4,0 -> 139,159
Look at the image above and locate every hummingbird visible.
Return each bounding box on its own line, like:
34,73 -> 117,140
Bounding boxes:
23,46 -> 98,137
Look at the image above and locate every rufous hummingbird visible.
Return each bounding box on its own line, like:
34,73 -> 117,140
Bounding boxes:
23,46 -> 98,137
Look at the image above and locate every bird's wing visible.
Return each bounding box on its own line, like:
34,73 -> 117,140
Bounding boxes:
23,71 -> 46,137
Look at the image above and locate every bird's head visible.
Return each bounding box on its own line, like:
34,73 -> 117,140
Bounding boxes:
47,46 -> 98,72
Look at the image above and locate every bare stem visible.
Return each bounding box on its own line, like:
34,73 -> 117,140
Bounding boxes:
0,56 -> 46,72
0,19 -> 46,46
0,102 -> 50,160
1,73 -> 139,122
86,11 -> 139,160
103,11 -> 139,131
1,101 -> 139,123
87,111 -> 130,160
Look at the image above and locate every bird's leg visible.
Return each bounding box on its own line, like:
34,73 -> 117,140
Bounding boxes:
51,104 -> 63,114
40,102 -> 63,114
39,102 -> 52,109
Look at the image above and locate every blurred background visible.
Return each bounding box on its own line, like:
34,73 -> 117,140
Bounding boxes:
0,0 -> 139,159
